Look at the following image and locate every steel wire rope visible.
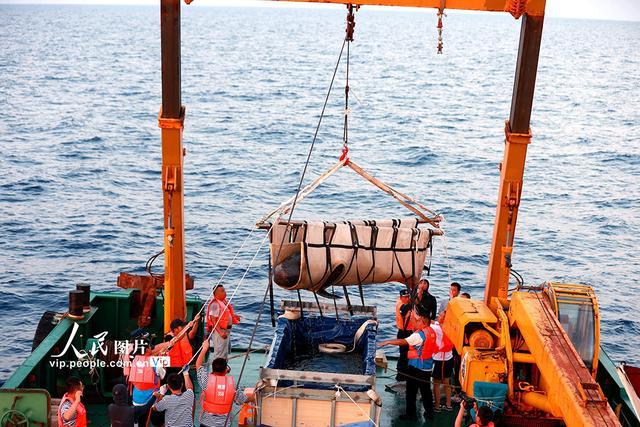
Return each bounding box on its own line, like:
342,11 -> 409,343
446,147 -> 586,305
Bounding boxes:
160,225 -> 257,357
224,36 -> 350,426
440,224 -> 453,283
177,228 -> 268,370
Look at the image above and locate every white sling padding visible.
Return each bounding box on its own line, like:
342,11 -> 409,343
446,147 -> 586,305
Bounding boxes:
270,219 -> 430,293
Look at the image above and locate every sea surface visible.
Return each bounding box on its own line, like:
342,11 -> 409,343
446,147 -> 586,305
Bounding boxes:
0,4 -> 638,382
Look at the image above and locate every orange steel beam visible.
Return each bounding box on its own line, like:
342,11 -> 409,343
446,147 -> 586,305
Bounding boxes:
484,14 -> 543,308
160,0 -> 187,332
509,293 -> 620,426
271,0 -> 546,17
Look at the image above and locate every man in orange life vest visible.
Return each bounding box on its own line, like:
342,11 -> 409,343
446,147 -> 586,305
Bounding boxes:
195,338 -> 251,427
207,285 -> 240,361
395,288 -> 413,381
125,344 -> 166,426
378,307 -> 437,421
58,376 -> 87,427
158,314 -> 200,371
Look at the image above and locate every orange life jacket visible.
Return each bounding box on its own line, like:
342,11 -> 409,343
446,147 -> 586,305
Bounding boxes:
395,297 -> 413,331
57,393 -> 87,427
127,355 -> 158,391
168,333 -> 193,367
408,327 -> 437,364
238,403 -> 256,426
202,374 -> 236,415
206,299 -> 238,331
439,331 -> 454,353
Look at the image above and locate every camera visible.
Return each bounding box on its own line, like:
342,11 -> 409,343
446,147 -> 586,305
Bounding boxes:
463,396 -> 476,409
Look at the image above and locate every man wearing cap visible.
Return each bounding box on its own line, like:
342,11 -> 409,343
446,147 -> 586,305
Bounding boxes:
206,285 -> 240,361
395,288 -> 413,381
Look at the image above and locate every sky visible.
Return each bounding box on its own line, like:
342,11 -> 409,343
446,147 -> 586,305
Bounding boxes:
1,0 -> 639,22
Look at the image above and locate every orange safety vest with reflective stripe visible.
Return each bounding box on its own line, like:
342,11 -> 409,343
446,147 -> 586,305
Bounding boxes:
127,355 -> 158,391
202,374 -> 236,415
395,297 -> 413,331
408,327 -> 437,371
206,299 -> 238,331
57,393 -> 87,427
168,333 -> 193,367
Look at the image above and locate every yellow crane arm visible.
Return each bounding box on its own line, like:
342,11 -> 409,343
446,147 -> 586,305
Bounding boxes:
510,293 -> 620,427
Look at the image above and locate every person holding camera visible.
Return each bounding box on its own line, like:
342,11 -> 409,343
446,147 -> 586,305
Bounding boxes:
455,399 -> 495,427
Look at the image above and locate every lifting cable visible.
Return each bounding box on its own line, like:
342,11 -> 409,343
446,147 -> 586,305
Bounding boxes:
226,12 -> 356,426
159,225 -> 258,359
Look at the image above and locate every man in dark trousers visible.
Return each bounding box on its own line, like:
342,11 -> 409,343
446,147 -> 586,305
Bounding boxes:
414,278 -> 438,321
378,309 -> 437,421
395,289 -> 413,381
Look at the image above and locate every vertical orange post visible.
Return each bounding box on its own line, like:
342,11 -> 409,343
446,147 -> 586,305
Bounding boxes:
160,0 -> 186,332
484,122 -> 531,309
485,14 -> 543,309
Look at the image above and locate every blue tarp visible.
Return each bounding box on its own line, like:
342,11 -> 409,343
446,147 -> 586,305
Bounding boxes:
471,381 -> 508,419
266,315 -> 377,391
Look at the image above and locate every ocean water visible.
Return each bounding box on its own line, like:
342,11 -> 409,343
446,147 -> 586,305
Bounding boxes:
0,4 -> 638,381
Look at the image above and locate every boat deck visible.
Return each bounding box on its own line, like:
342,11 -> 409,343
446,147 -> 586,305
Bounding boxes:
83,350 -> 458,427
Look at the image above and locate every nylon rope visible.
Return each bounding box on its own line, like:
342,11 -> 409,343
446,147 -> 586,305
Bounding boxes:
335,385 -> 379,427
177,229 -> 270,370
224,36 -> 350,427
160,225 -> 257,356
440,218 -> 453,283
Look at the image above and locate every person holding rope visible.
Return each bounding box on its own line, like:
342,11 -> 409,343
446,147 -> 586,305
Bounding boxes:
206,284 -> 240,362
378,306 -> 437,421
195,339 -> 253,427
154,314 -> 200,375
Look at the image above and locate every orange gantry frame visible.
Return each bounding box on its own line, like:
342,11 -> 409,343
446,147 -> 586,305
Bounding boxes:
273,0 -> 545,17
160,0 -> 549,326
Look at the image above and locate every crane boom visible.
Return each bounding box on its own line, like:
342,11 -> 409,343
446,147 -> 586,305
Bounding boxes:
160,0 -> 186,331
